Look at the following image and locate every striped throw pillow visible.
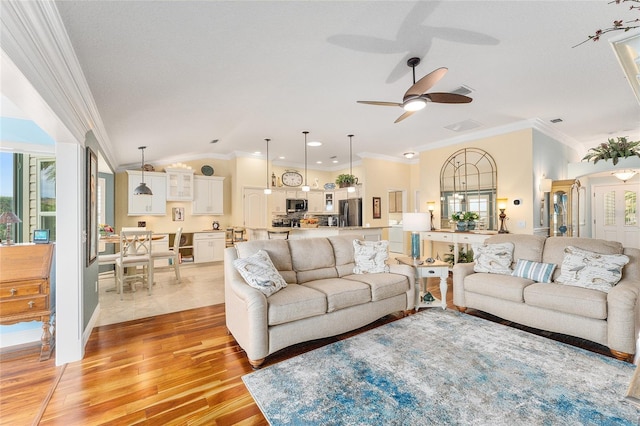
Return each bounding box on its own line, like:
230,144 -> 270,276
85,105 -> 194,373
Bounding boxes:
511,259 -> 556,283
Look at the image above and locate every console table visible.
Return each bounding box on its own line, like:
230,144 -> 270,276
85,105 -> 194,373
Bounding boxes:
0,243 -> 55,360
420,230 -> 496,264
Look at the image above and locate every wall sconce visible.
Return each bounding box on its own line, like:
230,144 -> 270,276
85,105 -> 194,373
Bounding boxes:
497,198 -> 509,233
403,212 -> 430,259
539,178 -> 552,226
613,170 -> 637,182
427,201 -> 436,230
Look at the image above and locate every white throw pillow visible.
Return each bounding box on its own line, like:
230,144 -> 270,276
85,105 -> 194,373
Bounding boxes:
471,242 -> 514,275
233,249 -> 287,296
555,246 -> 629,293
353,239 -> 390,274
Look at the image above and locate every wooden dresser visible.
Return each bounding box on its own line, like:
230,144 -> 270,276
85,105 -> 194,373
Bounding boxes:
0,243 -> 55,360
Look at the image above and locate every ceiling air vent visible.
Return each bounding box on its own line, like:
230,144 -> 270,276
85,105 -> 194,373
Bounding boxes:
451,85 -> 474,96
445,119 -> 482,132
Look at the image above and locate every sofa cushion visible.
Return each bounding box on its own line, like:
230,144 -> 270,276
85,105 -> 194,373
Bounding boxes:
353,239 -> 390,274
524,282 -> 607,320
267,284 -> 328,325
304,278 -> 371,312
235,240 -> 297,283
472,242 -> 514,275
542,237 -> 624,282
233,249 -> 288,297
511,259 -> 557,283
464,272 -> 533,303
343,273 -> 410,301
288,238 -> 338,284
484,234 -> 546,267
555,246 -> 630,293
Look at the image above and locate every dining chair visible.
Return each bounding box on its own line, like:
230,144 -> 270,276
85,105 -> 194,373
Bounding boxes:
151,227 -> 182,283
233,227 -> 246,244
115,229 -> 153,300
225,228 -> 234,247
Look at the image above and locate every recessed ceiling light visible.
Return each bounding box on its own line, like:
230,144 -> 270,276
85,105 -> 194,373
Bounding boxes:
254,151 -> 261,155
307,141 -> 322,147
403,152 -> 416,159
332,160 -> 339,164
279,156 -> 285,159
316,161 -> 322,164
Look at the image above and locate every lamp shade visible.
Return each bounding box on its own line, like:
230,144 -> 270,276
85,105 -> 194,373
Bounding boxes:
427,201 -> 436,211
0,212 -> 21,224
497,198 -> 508,210
402,212 -> 430,232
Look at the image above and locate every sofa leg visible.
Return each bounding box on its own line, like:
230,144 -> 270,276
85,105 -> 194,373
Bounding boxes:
456,306 -> 467,313
249,358 -> 265,369
610,349 -> 634,362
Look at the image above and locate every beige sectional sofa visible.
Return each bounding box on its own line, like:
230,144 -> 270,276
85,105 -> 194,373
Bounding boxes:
224,235 -> 415,368
453,234 -> 640,361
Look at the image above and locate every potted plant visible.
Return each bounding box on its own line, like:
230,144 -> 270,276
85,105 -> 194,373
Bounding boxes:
464,211 -> 480,230
451,211 -> 467,231
582,137 -> 640,165
335,174 -> 357,188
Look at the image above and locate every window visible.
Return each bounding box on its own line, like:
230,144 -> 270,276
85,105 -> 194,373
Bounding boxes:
625,190 -> 637,227
36,158 -> 56,241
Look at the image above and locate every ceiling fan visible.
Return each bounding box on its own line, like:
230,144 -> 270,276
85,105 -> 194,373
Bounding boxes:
357,57 -> 472,123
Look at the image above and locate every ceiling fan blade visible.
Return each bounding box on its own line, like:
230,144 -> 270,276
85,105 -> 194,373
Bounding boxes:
357,100 -> 402,107
394,110 -> 415,123
425,92 -> 473,104
404,67 -> 448,98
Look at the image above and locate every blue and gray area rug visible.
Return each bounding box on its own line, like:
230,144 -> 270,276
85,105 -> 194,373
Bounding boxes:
242,309 -> 639,425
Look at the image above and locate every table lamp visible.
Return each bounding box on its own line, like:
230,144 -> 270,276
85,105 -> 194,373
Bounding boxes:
403,212 -> 430,259
0,212 -> 22,245
497,198 -> 509,234
427,201 -> 436,230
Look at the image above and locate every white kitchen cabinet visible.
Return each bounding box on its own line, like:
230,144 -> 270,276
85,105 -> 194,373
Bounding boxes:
192,176 -> 225,215
127,170 -> 167,216
165,168 -> 194,201
271,189 -> 287,213
193,232 -> 225,263
324,192 -> 335,213
307,191 -> 324,213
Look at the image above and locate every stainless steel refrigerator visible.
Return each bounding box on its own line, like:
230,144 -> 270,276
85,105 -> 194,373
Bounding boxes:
338,198 -> 362,227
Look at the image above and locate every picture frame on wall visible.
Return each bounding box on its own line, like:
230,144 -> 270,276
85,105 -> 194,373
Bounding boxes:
86,147 -> 98,266
373,196 -> 381,219
172,207 -> 185,221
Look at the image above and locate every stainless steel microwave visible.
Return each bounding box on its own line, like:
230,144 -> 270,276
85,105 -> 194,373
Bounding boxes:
286,198 -> 308,212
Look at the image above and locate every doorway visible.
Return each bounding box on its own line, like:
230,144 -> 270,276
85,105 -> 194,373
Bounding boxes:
593,183 -> 639,249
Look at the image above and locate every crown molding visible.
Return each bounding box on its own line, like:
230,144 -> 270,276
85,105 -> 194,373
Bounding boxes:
0,0 -> 117,168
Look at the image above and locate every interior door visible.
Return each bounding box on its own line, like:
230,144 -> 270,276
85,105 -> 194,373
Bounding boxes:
593,183 -> 639,249
244,187 -> 267,229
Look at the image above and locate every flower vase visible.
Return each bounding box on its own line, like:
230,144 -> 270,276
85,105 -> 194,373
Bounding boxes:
467,221 -> 476,230
456,221 -> 467,232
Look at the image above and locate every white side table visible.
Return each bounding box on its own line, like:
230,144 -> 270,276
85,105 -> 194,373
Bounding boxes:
396,257 -> 449,310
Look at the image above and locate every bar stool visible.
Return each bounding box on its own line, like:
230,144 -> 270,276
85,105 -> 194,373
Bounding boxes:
225,228 -> 234,247
268,230 -> 289,239
233,228 -> 246,243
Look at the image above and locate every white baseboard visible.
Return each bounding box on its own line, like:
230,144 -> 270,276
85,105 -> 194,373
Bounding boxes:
83,303 -> 101,347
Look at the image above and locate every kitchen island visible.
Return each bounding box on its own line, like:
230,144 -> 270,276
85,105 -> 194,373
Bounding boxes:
246,226 -> 385,241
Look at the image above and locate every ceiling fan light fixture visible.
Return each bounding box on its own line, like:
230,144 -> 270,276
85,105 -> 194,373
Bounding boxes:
613,169 -> 638,182
403,98 -> 426,112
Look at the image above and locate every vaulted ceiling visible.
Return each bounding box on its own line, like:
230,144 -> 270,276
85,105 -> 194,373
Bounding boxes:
51,1 -> 640,171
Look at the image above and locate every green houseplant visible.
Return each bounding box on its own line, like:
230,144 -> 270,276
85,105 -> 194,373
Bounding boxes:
582,137 -> 640,165
335,174 -> 357,188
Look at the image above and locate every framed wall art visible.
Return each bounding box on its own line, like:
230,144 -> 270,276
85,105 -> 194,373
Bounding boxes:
373,197 -> 382,219
86,147 -> 98,266
172,207 -> 185,221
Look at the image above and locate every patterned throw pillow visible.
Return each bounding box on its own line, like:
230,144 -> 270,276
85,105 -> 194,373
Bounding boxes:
511,259 -> 556,283
233,249 -> 287,296
353,239 -> 390,274
555,246 -> 630,293
471,242 -> 514,275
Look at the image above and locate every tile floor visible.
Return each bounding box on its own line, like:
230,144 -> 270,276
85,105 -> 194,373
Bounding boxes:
97,262 -> 225,326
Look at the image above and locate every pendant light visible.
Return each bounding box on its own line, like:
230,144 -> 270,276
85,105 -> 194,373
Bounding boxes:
347,134 -> 356,193
264,138 -> 272,195
133,146 -> 153,195
302,131 -> 310,192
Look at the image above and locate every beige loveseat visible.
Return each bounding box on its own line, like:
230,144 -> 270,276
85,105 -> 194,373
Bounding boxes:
224,235 -> 415,368
453,234 -> 640,361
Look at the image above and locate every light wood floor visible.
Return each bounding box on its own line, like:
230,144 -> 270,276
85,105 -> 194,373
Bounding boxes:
0,276 -> 614,425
